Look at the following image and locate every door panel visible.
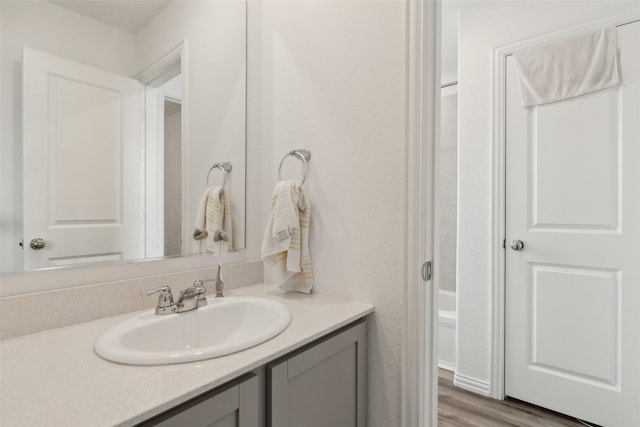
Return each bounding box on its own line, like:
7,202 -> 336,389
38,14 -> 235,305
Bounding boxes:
531,90 -> 619,230
505,21 -> 640,427
22,47 -> 143,270
529,264 -> 619,385
51,76 -> 123,223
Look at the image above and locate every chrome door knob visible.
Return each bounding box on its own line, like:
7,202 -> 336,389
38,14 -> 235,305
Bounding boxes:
510,240 -> 525,251
29,238 -> 46,250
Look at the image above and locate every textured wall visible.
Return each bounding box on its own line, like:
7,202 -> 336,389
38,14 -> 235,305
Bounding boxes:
249,1 -> 407,425
457,0 -> 640,389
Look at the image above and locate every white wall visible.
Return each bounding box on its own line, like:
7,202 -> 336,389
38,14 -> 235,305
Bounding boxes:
250,1 -> 407,425
0,1 -> 135,273
135,0 -> 248,256
457,0 -> 640,391
441,0 -> 459,80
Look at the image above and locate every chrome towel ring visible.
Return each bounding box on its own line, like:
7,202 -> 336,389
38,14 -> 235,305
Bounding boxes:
278,149 -> 311,184
206,162 -> 232,188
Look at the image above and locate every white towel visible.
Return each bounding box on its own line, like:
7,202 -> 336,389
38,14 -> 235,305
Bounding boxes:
193,186 -> 233,254
513,28 -> 619,107
262,180 -> 313,293
193,188 -> 210,241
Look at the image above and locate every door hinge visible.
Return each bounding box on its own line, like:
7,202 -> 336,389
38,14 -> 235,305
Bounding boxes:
502,238 -> 506,249
421,261 -> 432,281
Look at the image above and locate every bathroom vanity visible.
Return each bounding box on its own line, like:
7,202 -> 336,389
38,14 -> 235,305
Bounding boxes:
0,284 -> 372,427
140,320 -> 366,427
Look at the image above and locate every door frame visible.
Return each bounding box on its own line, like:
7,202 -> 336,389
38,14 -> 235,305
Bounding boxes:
489,9 -> 640,400
137,42 -> 189,258
403,0 -> 440,426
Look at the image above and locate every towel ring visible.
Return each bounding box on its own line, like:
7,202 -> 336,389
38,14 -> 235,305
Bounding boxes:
206,162 -> 232,188
278,149 -> 311,184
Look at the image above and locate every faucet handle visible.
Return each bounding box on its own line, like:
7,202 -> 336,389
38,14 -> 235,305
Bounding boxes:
193,279 -> 216,288
192,280 -> 214,300
140,286 -> 177,315
140,285 -> 172,297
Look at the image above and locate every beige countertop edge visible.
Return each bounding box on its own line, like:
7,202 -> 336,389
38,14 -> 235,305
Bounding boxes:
0,283 -> 374,427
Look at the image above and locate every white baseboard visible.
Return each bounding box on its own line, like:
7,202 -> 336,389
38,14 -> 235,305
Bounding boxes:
453,372 -> 491,397
438,360 -> 456,372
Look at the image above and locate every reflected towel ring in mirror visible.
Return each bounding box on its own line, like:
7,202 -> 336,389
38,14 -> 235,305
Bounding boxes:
206,162 -> 232,188
278,149 -> 312,184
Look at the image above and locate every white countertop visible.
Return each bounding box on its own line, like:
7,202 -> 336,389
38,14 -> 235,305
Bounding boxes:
0,284 -> 373,427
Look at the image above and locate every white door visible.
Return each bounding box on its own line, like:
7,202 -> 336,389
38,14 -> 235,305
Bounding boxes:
505,22 -> 640,427
23,48 -> 144,270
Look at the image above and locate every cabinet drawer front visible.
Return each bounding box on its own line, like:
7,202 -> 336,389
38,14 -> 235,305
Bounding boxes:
268,320 -> 367,427
288,324 -> 363,379
139,373 -> 259,427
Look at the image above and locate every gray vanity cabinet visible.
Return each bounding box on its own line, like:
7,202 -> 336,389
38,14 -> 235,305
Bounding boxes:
137,319 -> 367,427
267,319 -> 367,427
139,373 -> 261,427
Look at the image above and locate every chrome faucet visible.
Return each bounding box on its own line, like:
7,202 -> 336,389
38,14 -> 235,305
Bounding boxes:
141,279 -> 215,315
176,282 -> 208,312
140,286 -> 178,315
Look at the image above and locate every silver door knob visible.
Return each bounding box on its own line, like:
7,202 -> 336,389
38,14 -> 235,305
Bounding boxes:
29,238 -> 46,250
510,240 -> 524,251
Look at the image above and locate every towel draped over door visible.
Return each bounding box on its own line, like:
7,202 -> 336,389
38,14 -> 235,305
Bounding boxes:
513,27 -> 619,107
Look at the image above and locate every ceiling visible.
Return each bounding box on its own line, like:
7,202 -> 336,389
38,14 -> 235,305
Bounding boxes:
48,0 -> 170,34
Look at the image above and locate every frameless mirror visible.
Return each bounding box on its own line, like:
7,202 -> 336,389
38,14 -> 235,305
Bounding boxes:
1,0 -> 246,275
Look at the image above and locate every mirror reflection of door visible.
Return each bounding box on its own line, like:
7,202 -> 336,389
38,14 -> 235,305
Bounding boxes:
22,47 -> 185,270
22,48 -> 144,271
143,68 -> 184,259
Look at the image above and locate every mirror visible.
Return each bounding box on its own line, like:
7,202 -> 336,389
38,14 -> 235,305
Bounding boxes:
1,0 -> 247,275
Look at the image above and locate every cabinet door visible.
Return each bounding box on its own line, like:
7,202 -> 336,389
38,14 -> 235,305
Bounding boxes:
139,373 -> 259,427
267,320 -> 367,427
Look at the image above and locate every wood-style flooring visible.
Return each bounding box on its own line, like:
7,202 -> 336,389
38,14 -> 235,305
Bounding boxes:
438,369 -> 592,427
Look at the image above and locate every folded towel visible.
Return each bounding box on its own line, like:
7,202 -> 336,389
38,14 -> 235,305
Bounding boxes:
193,186 -> 233,254
513,27 -> 619,107
208,187 -> 234,253
262,180 -> 313,293
193,188 -> 210,241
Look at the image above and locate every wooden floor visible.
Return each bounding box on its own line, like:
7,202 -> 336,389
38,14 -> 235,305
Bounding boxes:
438,369 -> 590,427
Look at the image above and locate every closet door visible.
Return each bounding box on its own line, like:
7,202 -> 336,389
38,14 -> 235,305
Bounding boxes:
505,21 -> 640,427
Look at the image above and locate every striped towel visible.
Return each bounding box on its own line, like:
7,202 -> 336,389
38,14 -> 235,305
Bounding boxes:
193,186 -> 233,254
262,180 -> 313,293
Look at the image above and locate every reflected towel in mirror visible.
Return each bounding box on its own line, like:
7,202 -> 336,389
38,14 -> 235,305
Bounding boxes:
193,187 -> 233,254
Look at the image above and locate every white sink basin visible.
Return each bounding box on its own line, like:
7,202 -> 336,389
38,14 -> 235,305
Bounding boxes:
94,296 -> 291,365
